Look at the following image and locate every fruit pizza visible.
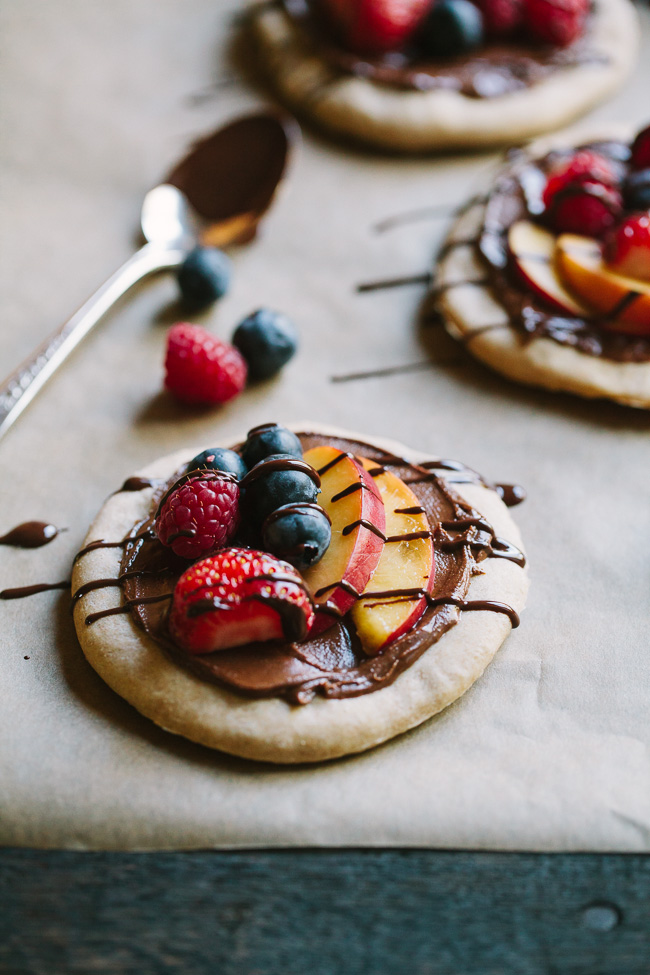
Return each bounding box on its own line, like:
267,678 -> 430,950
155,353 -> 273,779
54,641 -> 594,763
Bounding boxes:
249,0 -> 637,150
71,423 -> 528,763
434,123 -> 650,406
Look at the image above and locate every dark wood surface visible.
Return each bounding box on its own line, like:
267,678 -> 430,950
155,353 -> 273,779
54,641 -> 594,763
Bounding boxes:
1,849 -> 648,975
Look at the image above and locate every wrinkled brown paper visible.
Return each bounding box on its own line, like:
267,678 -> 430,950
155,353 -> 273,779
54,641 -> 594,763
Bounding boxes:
1,0 -> 649,851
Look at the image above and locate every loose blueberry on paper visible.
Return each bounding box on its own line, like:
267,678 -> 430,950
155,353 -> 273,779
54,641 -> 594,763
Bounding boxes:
233,308 -> 299,380
176,247 -> 232,310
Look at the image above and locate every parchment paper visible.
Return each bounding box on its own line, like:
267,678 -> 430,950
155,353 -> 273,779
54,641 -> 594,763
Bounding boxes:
1,0 -> 649,851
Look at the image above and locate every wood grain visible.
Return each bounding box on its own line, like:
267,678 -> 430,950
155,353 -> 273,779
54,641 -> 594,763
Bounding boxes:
1,850 -> 648,974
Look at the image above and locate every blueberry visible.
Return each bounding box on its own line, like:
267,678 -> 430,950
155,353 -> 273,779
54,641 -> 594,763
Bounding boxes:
420,0 -> 484,58
243,453 -> 320,524
623,169 -> 650,210
241,424 -> 303,469
186,447 -> 247,480
176,247 -> 232,310
262,504 -> 331,570
232,308 -> 298,379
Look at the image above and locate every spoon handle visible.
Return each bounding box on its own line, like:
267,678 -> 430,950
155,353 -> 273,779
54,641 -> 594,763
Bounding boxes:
0,242 -> 186,441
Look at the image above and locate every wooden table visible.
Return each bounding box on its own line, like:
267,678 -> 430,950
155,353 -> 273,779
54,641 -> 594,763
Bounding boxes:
2,849 -> 648,973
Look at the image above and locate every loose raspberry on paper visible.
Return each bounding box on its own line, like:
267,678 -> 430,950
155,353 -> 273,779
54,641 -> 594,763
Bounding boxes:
164,322 -> 247,404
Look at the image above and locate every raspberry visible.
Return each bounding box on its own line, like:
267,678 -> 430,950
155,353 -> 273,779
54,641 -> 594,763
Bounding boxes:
155,470 -> 240,560
631,125 -> 650,171
542,152 -> 623,237
542,150 -> 620,211
321,0 -> 433,55
523,0 -> 588,47
169,548 -> 315,654
164,323 -> 247,404
546,182 -> 623,237
605,212 -> 650,283
474,0 -> 522,37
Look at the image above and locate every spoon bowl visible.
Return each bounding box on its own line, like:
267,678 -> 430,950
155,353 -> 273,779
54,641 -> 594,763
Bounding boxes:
140,184 -> 197,249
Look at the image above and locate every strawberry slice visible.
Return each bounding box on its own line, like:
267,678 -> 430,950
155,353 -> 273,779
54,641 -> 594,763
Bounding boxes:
605,213 -> 650,283
169,549 -> 315,654
320,0 -> 433,55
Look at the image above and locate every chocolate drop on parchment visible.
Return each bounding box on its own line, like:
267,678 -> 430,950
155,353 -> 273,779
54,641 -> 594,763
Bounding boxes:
0,521 -> 60,548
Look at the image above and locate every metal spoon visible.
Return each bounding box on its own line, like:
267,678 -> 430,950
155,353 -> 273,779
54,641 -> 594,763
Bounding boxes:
0,111 -> 296,440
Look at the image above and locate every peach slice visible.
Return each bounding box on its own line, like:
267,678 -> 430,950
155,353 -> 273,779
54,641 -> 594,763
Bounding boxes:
302,446 -> 386,634
351,460 -> 435,656
555,234 -> 650,334
508,220 -> 593,318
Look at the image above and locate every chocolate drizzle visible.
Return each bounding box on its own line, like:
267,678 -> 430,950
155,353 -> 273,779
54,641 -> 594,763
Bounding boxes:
1,581 -> 69,600
240,456 -> 321,489
84,593 -> 173,627
0,521 -> 60,548
118,476 -> 157,493
109,434 -> 524,705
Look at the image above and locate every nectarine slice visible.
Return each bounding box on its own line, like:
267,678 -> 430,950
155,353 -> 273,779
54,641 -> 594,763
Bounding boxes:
302,446 -> 386,633
351,460 -> 435,656
555,234 -> 650,334
508,220 -> 593,318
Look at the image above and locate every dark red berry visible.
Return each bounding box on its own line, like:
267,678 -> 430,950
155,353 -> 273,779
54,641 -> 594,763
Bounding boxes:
523,0 -> 588,47
155,470 -> 240,560
164,323 -> 247,405
631,125 -> 650,171
546,182 -> 623,237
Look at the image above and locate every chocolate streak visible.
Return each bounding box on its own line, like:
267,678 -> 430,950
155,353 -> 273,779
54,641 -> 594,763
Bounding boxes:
1,581 -> 70,600
91,434 -> 525,706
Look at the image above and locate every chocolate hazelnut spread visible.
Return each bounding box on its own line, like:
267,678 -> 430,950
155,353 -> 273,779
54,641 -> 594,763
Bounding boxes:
477,141 -> 650,362
79,433 -> 524,706
282,0 -> 606,100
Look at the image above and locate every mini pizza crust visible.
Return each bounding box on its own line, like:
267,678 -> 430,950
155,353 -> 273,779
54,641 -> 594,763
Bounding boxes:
72,425 -> 529,764
250,0 -> 637,152
435,127 -> 650,409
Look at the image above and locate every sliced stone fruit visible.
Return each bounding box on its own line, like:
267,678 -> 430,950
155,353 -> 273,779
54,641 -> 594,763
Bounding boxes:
351,459 -> 435,656
302,446 -> 386,634
508,220 -> 593,317
555,233 -> 650,334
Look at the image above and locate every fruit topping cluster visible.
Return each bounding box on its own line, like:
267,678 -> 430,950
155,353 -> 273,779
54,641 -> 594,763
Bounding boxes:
508,123 -> 650,333
317,0 -> 588,58
156,425 -> 437,658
